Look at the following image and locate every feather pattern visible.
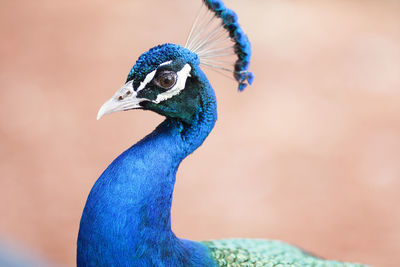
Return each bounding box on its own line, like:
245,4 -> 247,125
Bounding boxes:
185,0 -> 254,91
203,239 -> 368,267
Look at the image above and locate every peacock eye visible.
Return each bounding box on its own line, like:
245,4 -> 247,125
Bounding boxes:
155,71 -> 177,89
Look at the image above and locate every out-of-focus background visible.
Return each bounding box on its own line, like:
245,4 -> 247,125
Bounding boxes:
1,0 -> 399,266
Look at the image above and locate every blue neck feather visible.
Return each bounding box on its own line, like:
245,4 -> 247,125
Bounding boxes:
77,70 -> 218,267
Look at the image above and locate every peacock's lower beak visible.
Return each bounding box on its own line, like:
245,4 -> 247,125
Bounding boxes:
97,80 -> 145,120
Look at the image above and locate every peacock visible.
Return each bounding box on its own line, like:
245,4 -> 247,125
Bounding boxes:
77,0 -> 369,266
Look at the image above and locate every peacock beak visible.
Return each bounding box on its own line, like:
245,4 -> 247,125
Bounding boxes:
97,80 -> 145,120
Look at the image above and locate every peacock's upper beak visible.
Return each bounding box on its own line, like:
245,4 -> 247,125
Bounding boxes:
97,80 -> 145,120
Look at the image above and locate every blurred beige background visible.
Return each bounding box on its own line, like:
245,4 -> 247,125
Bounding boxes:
1,0 -> 400,266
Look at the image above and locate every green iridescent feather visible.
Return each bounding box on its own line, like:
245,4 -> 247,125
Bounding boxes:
201,239 -> 369,267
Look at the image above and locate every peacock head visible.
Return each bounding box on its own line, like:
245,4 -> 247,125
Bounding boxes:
97,44 -> 205,123
97,0 -> 254,124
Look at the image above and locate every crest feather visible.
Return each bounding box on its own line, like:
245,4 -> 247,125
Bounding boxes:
185,0 -> 254,91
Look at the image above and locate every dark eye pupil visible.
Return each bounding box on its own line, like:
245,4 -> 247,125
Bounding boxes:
162,76 -> 172,86
158,72 -> 176,89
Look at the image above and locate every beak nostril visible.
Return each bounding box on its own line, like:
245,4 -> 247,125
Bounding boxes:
118,96 -> 123,101
126,91 -> 132,95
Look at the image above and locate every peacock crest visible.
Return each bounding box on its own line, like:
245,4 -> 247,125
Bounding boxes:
185,0 -> 254,91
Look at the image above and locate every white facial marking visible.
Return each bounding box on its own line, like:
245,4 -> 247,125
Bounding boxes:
97,62 -> 193,120
136,61 -> 173,92
160,60 -> 172,66
136,69 -> 157,92
153,63 -> 192,104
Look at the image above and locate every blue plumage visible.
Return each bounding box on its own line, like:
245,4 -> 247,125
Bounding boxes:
78,44 -> 219,266
126,44 -> 199,85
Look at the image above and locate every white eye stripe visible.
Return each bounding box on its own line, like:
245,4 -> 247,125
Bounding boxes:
136,60 -> 173,92
134,61 -> 191,104
136,69 -> 157,92
159,60 -> 172,66
153,63 -> 191,104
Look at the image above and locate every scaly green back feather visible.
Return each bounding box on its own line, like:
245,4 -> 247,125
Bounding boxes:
202,239 -> 369,267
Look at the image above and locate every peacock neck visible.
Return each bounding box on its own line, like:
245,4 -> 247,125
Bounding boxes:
77,81 -> 217,267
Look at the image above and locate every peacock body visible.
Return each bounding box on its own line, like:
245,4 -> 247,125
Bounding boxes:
77,1 -> 369,266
